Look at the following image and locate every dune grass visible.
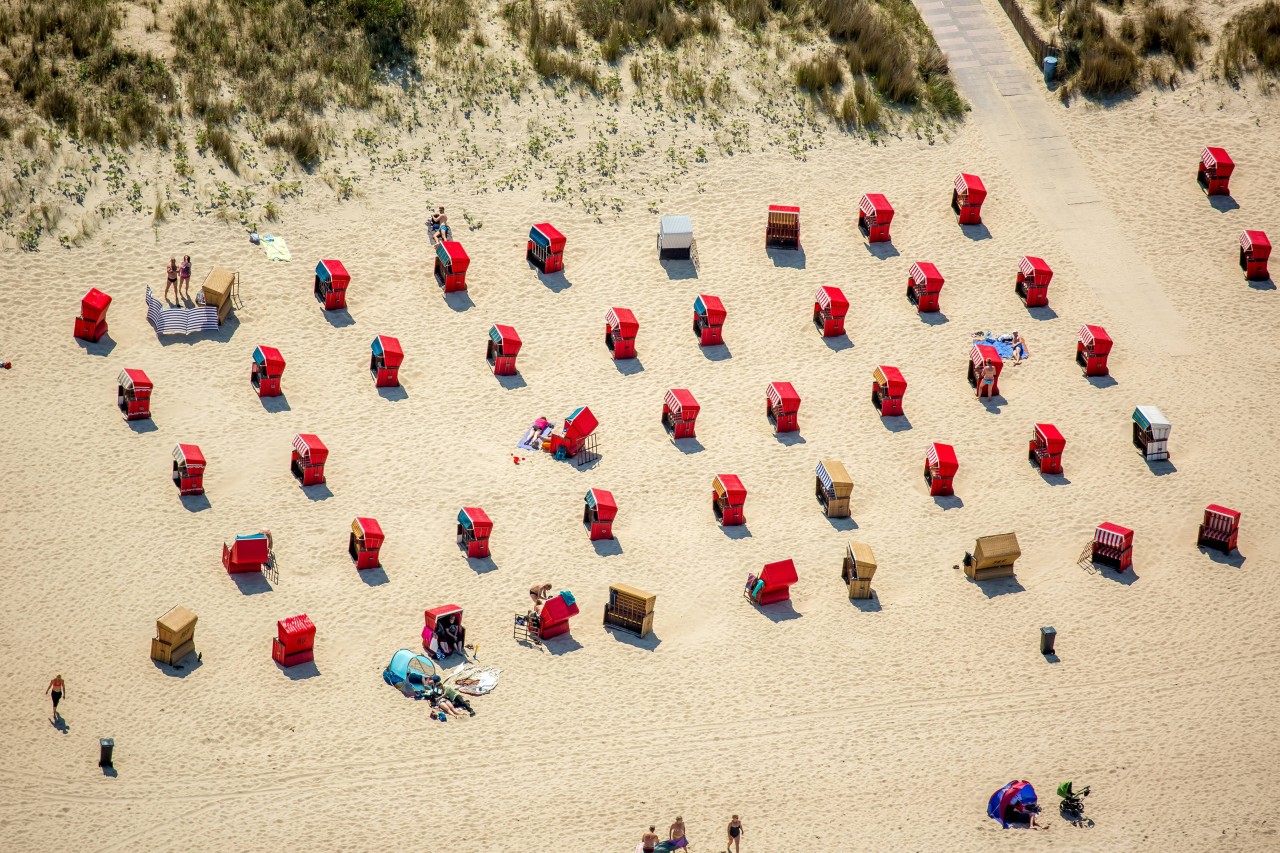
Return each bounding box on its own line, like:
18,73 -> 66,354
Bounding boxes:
0,0 -> 177,146
1218,0 -> 1280,82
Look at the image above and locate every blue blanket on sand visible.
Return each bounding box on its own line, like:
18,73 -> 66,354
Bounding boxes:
975,336 -> 1016,359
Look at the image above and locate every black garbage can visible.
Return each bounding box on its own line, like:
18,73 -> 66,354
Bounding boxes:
1040,627 -> 1056,656
98,737 -> 114,767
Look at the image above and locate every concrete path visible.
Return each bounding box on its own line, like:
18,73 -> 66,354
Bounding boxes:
914,0 -> 1192,355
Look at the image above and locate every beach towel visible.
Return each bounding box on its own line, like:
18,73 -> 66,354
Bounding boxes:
973,336 -> 1015,359
260,235 -> 292,262
517,423 -> 553,453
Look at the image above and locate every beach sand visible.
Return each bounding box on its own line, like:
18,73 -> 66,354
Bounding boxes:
2,9 -> 1279,851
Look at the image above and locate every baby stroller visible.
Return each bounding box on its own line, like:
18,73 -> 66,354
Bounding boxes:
1058,781 -> 1090,816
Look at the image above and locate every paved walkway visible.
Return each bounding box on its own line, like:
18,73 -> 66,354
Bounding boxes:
914,0 -> 1191,355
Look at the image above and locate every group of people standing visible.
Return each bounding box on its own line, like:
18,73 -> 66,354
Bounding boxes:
164,255 -> 193,302
640,815 -> 744,852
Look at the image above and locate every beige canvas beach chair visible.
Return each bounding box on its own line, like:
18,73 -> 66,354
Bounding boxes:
964,533 -> 1021,580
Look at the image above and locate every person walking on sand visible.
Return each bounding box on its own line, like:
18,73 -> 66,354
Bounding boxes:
46,674 -> 65,719
979,360 -> 996,398
667,816 -> 688,850
642,825 -> 660,853
180,255 -> 192,299
165,257 -> 179,302
725,815 -> 743,852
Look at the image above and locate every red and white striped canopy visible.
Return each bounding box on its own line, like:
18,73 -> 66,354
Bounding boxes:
1019,256 -> 1052,281
1241,230 -> 1271,259
1094,522 -> 1133,549
118,368 -> 152,391
954,173 -> 986,203
873,365 -> 906,396
859,193 -> 892,219
1078,324 -> 1112,350
292,433 -> 328,463
1203,504 -> 1240,532
766,382 -> 800,411
173,443 -> 205,469
664,388 -> 699,419
1201,146 -> 1234,174
1033,423 -> 1065,453
909,262 -> 943,289
814,285 -> 849,314
925,442 -> 958,474
605,307 -> 638,337
970,342 -> 1001,371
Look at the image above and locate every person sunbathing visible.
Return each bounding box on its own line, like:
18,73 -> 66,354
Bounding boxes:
428,207 -> 450,244
1010,330 -> 1029,364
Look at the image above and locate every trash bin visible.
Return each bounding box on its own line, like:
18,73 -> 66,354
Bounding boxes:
98,737 -> 114,767
1040,626 -> 1057,655
1043,56 -> 1058,84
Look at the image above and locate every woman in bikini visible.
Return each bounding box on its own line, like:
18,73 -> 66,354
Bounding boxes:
180,255 -> 192,298
165,257 -> 179,301
46,674 -> 65,719
726,815 -> 744,852
979,360 -> 996,398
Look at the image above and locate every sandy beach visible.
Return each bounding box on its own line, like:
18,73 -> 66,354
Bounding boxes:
2,1 -> 1280,850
